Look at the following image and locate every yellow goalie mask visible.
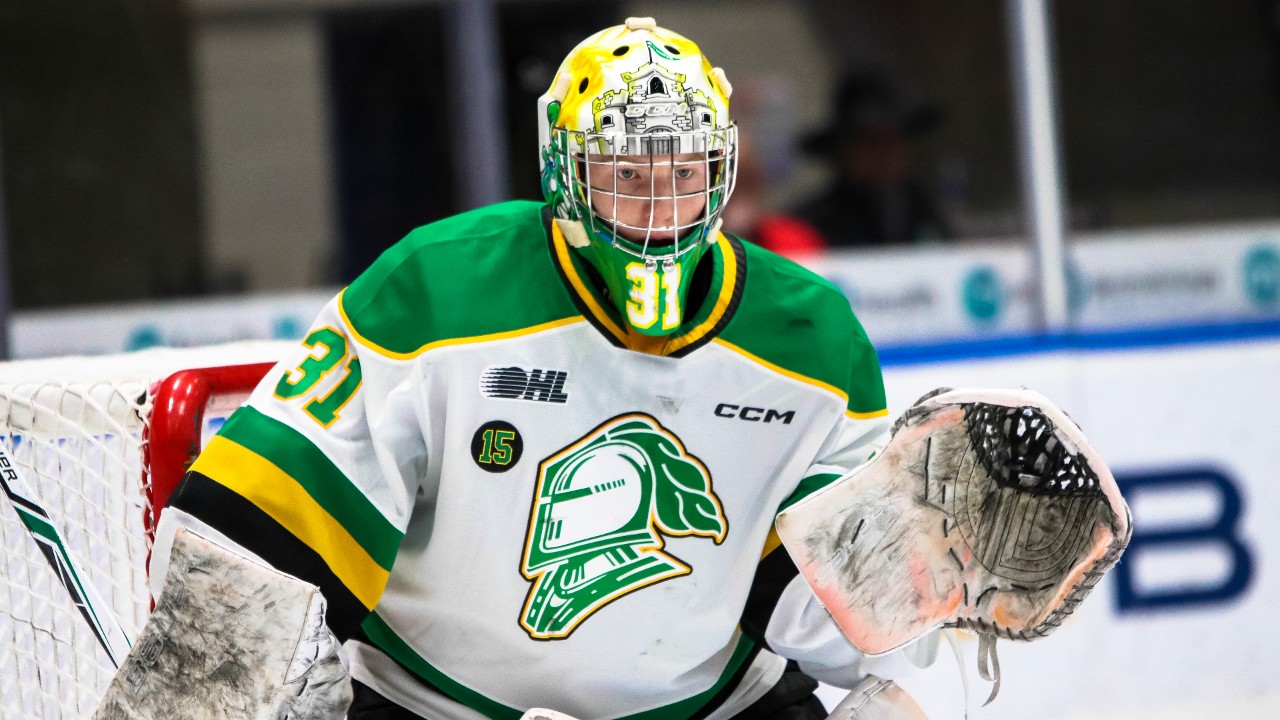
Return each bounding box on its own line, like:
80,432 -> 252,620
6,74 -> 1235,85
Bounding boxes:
537,17 -> 738,336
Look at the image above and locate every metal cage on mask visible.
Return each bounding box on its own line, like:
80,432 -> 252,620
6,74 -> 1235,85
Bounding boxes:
550,126 -> 738,269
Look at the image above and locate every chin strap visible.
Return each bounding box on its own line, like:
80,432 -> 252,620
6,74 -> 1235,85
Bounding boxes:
706,218 -> 723,243
555,218 -> 590,248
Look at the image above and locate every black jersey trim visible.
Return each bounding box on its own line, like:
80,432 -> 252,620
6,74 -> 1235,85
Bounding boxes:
687,642 -> 765,720
667,233 -> 747,358
166,470 -> 370,641
739,540 -> 803,651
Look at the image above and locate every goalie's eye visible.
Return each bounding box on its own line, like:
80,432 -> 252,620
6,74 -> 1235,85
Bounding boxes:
617,167 -> 639,181
674,167 -> 696,180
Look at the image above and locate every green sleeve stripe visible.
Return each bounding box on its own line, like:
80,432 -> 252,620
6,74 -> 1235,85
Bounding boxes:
189,436 -> 392,608
362,613 -> 524,719
219,406 -> 401,569
169,471 -> 373,638
362,612 -> 758,720
778,472 -> 843,513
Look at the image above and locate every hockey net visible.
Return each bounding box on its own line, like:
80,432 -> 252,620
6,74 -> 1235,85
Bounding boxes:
0,342 -> 292,718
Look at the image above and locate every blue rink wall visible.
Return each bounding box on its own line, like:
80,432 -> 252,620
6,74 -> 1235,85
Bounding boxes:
11,300 -> 1280,718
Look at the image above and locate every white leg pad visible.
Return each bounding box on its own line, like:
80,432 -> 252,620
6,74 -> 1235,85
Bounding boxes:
92,526 -> 352,719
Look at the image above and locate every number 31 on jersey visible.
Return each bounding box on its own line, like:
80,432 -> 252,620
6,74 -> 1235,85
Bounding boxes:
626,262 -> 681,332
274,327 -> 363,427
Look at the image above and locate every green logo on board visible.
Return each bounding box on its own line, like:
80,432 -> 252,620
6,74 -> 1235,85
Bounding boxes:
1243,243 -> 1280,307
519,414 -> 727,639
962,266 -> 1004,323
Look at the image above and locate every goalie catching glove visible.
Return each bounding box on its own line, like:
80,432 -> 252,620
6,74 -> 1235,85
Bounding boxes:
93,526 -> 352,720
776,387 -> 1131,701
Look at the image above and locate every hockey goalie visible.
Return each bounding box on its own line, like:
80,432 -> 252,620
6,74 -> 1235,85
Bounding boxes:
95,385 -> 1128,719
93,16 -> 1129,720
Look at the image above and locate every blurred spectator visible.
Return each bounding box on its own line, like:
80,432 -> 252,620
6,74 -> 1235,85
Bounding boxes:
722,134 -> 827,260
792,70 -> 952,247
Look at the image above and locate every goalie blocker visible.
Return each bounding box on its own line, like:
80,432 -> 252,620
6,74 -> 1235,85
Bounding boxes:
776,387 -> 1131,700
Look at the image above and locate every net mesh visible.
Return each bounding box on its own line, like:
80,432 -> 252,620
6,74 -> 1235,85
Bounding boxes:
1,380 -> 151,718
0,342 -> 290,719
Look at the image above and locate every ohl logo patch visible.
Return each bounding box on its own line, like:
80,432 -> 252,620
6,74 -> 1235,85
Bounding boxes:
519,413 -> 727,639
481,366 -> 569,404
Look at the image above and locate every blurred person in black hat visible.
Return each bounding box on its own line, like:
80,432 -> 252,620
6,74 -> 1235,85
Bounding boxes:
792,70 -> 952,248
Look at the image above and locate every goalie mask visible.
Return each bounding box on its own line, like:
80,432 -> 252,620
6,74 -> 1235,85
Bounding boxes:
538,17 -> 737,335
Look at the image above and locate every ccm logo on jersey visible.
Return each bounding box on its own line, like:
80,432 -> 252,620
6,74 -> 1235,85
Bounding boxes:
714,403 -> 794,424
480,366 -> 569,404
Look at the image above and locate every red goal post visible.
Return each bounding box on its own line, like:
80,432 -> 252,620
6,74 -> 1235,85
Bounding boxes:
144,361 -> 277,536
0,342 -> 290,718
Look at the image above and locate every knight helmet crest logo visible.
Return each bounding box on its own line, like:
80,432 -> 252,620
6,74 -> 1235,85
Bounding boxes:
519,413 -> 727,639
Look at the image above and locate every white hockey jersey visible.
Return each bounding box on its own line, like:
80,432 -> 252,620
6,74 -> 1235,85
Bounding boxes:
168,200 -> 889,719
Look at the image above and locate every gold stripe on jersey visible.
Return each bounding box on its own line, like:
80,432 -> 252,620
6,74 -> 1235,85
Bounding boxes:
549,220 -> 631,346
760,527 -> 783,561
338,290 -> 585,360
710,338 -> 888,419
712,338 -> 845,401
665,232 -> 739,355
190,435 -> 390,609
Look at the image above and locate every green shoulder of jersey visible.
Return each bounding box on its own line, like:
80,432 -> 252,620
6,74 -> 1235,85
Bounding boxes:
338,200 -> 884,416
340,200 -> 579,356
721,238 -> 887,417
